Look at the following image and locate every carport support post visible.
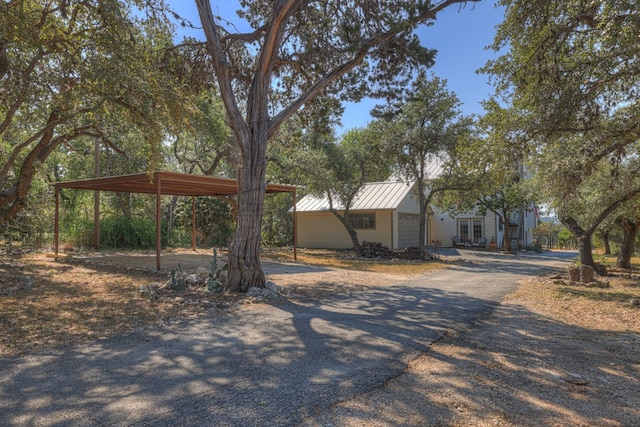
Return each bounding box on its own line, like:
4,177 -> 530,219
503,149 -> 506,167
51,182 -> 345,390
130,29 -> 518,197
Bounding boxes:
156,176 -> 162,271
54,186 -> 59,258
293,188 -> 297,262
191,196 -> 196,251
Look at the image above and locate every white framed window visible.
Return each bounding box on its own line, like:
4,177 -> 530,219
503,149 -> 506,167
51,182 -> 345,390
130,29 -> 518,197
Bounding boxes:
458,218 -> 483,242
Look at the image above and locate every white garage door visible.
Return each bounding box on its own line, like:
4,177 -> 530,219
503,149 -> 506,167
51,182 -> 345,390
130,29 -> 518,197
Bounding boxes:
398,214 -> 421,248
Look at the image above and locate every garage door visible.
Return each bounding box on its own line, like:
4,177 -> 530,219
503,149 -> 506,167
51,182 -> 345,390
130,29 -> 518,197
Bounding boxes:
398,214 -> 421,248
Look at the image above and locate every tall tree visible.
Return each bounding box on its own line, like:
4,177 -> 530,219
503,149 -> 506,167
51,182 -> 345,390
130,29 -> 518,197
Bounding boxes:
0,0 -> 194,225
299,128 -> 391,257
614,206 -> 640,270
483,0 -> 640,266
536,145 -> 640,267
375,72 -> 473,260
192,0 -> 481,291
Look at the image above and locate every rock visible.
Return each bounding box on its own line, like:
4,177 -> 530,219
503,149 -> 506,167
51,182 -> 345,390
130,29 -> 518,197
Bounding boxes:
174,297 -> 185,304
568,266 -> 580,282
247,287 -> 263,297
184,274 -> 199,285
393,246 -> 429,260
594,263 -> 608,276
580,265 -> 594,283
265,281 -> 281,293
195,267 -> 210,281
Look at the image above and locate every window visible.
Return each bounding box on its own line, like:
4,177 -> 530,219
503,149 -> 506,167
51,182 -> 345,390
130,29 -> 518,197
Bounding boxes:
473,219 -> 483,242
348,213 -> 375,229
459,220 -> 470,241
458,218 -> 483,242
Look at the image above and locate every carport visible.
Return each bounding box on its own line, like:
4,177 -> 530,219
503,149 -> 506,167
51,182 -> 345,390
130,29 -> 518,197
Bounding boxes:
53,171 -> 298,269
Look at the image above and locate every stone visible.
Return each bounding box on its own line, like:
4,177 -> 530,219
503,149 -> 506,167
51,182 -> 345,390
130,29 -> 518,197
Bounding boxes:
184,274 -> 199,285
265,281 -> 281,293
580,265 -> 594,283
568,266 -> 580,282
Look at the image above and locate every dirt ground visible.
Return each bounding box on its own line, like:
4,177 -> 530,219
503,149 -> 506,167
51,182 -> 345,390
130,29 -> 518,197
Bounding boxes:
1,248 -> 639,426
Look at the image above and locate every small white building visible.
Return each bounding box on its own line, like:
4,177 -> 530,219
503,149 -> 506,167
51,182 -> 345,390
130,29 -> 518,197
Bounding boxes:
295,178 -> 539,250
295,180 -> 426,250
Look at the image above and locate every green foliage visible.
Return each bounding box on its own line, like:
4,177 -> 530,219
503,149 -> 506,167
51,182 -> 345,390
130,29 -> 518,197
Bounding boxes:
173,197 -> 234,247
99,216 -> 156,249
172,93 -> 235,175
483,0 -> 640,265
373,72 -> 474,256
0,0 -> 207,225
206,248 -> 226,293
557,228 -> 575,249
60,217 -> 94,249
262,193 -> 294,247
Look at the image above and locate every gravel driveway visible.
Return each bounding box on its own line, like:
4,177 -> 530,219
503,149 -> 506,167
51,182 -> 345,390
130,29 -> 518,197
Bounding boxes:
0,250 -> 574,426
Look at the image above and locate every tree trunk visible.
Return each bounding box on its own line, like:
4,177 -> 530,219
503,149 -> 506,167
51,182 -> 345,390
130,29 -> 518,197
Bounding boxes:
225,135 -> 268,293
616,217 -> 639,270
561,215 -> 595,267
500,210 -> 511,252
418,200 -> 427,261
603,231 -> 611,255
0,111 -> 62,224
576,233 -> 595,266
330,210 -> 363,257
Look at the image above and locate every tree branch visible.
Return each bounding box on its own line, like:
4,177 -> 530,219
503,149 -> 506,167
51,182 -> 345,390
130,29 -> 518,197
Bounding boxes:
268,0 -> 480,136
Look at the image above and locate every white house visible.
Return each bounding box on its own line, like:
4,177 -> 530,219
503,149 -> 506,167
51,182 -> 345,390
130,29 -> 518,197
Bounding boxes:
295,180 -> 426,250
295,177 -> 539,250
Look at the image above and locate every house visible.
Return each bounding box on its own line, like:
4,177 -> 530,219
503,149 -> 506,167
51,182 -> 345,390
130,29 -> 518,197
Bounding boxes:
295,178 -> 539,250
295,180 -> 426,250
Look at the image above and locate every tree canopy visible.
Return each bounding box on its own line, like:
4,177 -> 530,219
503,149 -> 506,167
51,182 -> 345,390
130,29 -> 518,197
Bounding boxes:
0,0 -> 198,225
483,0 -> 640,265
374,71 -> 473,259
193,0 -> 482,291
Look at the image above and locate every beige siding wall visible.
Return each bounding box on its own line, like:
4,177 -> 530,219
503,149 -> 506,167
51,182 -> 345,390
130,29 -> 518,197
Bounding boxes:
429,212 -> 458,247
397,190 -> 421,215
297,211 -> 392,249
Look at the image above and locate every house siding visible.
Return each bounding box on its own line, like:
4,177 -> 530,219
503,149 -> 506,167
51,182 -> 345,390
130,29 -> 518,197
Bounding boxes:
430,209 -> 498,248
297,211 -> 393,249
397,189 -> 421,215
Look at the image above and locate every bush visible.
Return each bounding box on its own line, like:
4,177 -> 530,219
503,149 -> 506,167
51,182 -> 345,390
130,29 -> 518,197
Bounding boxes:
99,216 -> 156,249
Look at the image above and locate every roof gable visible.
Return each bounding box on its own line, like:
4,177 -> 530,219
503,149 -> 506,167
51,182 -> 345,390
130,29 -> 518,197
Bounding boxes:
296,180 -> 416,212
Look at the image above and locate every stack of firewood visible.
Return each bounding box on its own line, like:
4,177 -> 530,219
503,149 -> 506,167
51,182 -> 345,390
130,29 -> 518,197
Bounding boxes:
359,241 -> 393,258
393,246 -> 423,260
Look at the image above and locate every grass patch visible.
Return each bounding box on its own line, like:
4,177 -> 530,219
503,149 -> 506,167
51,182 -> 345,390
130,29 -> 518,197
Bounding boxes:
505,274 -> 640,333
261,247 -> 445,275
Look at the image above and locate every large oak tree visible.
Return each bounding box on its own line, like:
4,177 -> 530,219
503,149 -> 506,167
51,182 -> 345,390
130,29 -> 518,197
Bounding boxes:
483,0 -> 640,266
374,72 -> 474,260
193,0 -> 480,291
0,0 -> 196,226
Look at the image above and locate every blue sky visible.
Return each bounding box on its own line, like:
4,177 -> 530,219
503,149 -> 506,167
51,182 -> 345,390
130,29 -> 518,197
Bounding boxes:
169,1 -> 505,132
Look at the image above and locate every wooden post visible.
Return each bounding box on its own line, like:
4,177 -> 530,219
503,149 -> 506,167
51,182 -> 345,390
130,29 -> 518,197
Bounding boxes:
54,186 -> 59,258
293,188 -> 297,262
93,137 -> 100,249
191,196 -> 196,251
156,175 -> 162,271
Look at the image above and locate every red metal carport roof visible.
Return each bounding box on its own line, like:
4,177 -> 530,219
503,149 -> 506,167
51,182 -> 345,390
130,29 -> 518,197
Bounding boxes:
53,171 -> 298,269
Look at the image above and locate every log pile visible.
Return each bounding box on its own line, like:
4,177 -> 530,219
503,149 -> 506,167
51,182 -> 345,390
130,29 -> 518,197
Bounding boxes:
360,241 -> 393,258
359,242 -> 432,260
393,246 -> 426,260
